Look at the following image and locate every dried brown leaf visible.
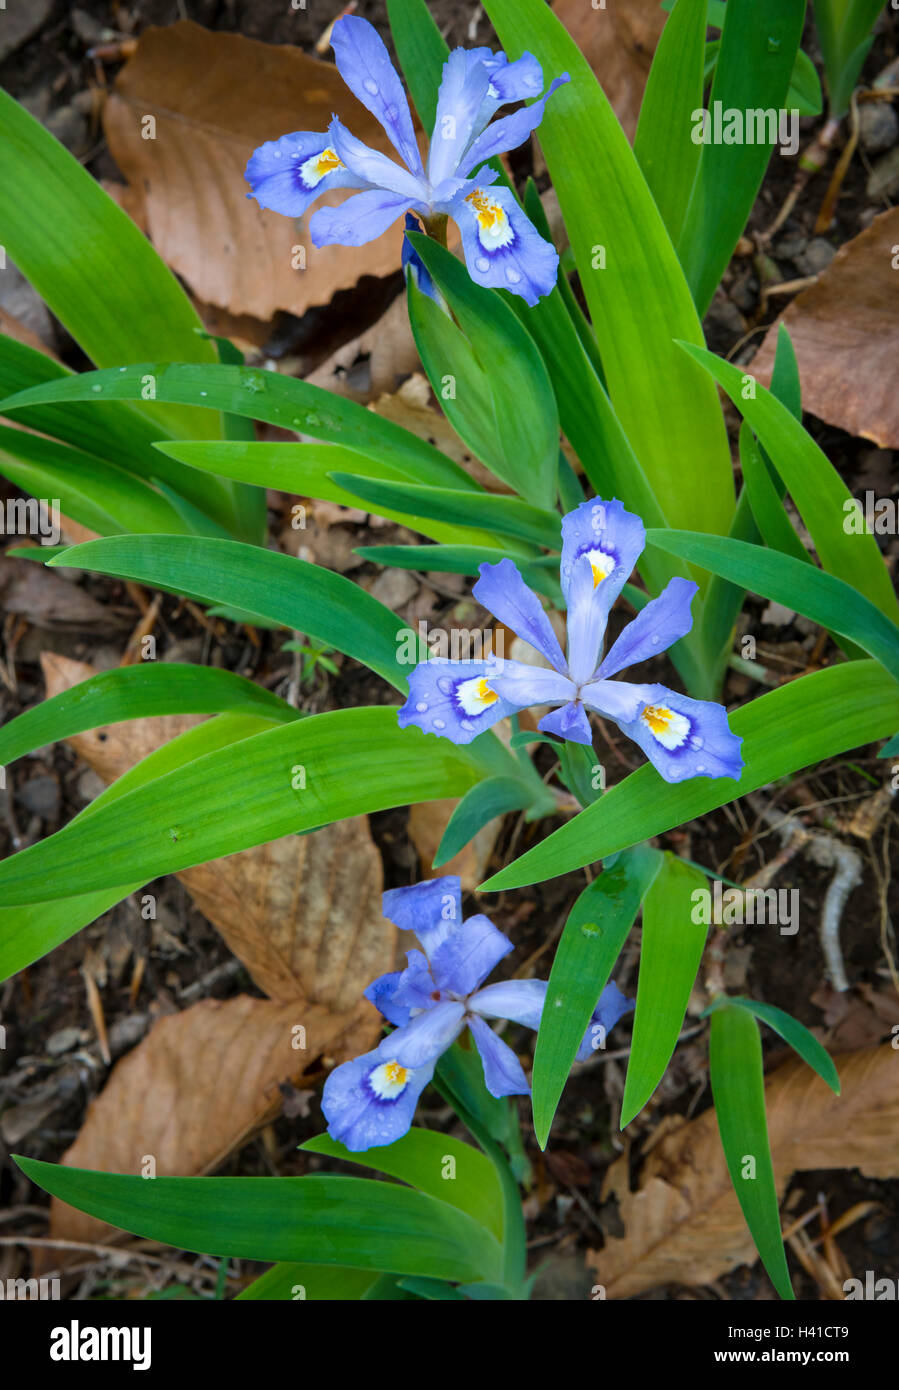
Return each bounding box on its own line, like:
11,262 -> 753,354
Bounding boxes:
103,21 -> 412,320
48,994 -> 364,1248
752,208 -> 899,448
553,0 -> 667,141
592,1045 -> 899,1297
40,654 -> 397,1009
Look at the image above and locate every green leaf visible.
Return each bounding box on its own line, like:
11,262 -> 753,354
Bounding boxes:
0,708 -> 484,905
737,423 -> 810,565
481,0 -> 734,542
788,47 -> 824,117
435,1042 -> 531,1185
353,544 -> 558,600
620,854 -> 709,1127
678,342 -> 899,626
407,237 -> 559,509
878,731 -> 899,759
48,534 -> 427,692
708,1006 -> 794,1299
153,440 -> 503,550
302,1128 -> 505,1243
237,1264 -> 379,1301
720,997 -> 841,1094
331,474 -> 561,549
13,1159 -> 502,1286
532,846 -> 662,1148
0,362 -> 476,493
647,529 -> 899,685
434,777 -> 533,868
677,0 -> 806,316
634,0 -> 707,245
480,661 -> 899,890
0,663 -> 298,768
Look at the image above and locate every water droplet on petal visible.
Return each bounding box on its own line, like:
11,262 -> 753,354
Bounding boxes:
363,78 -> 380,95
696,763 -> 706,773
505,267 -> 522,284
437,678 -> 454,695
476,256 -> 490,272
460,719 -> 474,732
433,718 -> 446,729
692,736 -> 704,749
650,635 -> 660,645
416,701 -> 428,713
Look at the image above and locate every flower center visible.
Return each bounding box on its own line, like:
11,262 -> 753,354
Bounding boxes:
584,547 -> 615,588
456,675 -> 499,715
368,1059 -> 411,1099
301,146 -> 345,188
641,704 -> 689,750
465,189 -> 514,250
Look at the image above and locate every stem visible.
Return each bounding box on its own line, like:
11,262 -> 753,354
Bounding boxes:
423,213 -> 449,248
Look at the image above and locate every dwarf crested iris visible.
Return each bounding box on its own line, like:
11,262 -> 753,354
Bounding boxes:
245,16 -> 569,306
322,876 -> 632,1151
398,498 -> 744,784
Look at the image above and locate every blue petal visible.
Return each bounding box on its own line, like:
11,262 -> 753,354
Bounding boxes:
322,1041 -> 434,1152
365,949 -> 437,1026
429,912 -> 513,996
612,682 -> 745,783
579,677 -> 645,725
310,188 -> 416,248
331,15 -> 424,177
473,558 -> 567,671
328,116 -> 426,201
575,982 -> 635,1062
487,659 -> 575,709
428,47 -> 492,187
458,75 -> 570,177
485,52 -> 545,104
469,978 -> 547,1029
245,130 -> 364,217
397,657 -> 520,744
598,577 -> 698,678
447,183 -> 559,306
561,499 -> 646,683
389,1001 -> 467,1067
382,877 -> 462,957
537,699 -> 593,744
468,1015 -> 530,1097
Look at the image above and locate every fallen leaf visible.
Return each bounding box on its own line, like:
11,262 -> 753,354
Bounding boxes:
591,1045 -> 899,1297
0,558 -> 116,630
104,21 -> 414,320
752,208 -> 899,449
41,654 -> 397,1011
553,0 -> 667,141
47,994 -> 363,1248
304,292 -> 420,403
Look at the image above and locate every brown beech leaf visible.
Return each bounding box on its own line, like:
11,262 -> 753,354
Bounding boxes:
48,994 -> 363,1248
40,655 -> 397,1011
591,1045 -> 899,1298
752,208 -> 899,448
103,21 -> 413,320
553,0 -> 667,141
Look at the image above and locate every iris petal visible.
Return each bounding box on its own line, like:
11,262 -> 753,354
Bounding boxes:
470,978 -> 547,1030
397,657 -> 519,744
322,1041 -> 434,1152
468,1015 -> 530,1097
487,660 -> 575,709
429,912 -> 513,996
458,75 -> 570,177
309,187 -> 416,248
245,130 -> 364,217
598,577 -> 698,678
382,878 -> 462,958
613,682 -> 745,784
473,558 -> 567,671
331,15 -> 424,177
561,498 -> 646,683
428,47 -> 492,187
447,184 -> 559,306
537,699 -> 593,744
389,1001 -> 467,1067
574,982 -> 635,1062
365,949 -> 437,1026
327,116 -> 426,201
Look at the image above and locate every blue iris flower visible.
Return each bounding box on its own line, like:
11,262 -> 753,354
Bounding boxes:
398,498 -> 745,784
322,877 -> 632,1151
245,16 -> 569,306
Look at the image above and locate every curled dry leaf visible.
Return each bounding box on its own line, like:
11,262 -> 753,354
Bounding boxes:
752,208 -> 899,449
40,654 -> 397,1011
47,995 -> 361,1249
591,1045 -> 899,1298
103,20 -> 413,320
553,0 -> 667,141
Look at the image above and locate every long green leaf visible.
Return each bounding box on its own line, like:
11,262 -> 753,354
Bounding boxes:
331,474 -> 561,549
0,363 -> 476,493
0,664 -> 298,768
679,343 -> 899,625
302,1128 -> 504,1243
647,529 -> 899,684
621,854 -> 708,1126
0,709 -> 483,905
434,777 -> 533,868
482,0 -> 734,540
480,661 -> 899,889
47,535 -> 427,692
709,1006 -> 794,1299
13,1160 -> 503,1286
532,846 -> 662,1148
678,0 -> 806,315
634,0 -> 706,245
721,996 -> 840,1094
